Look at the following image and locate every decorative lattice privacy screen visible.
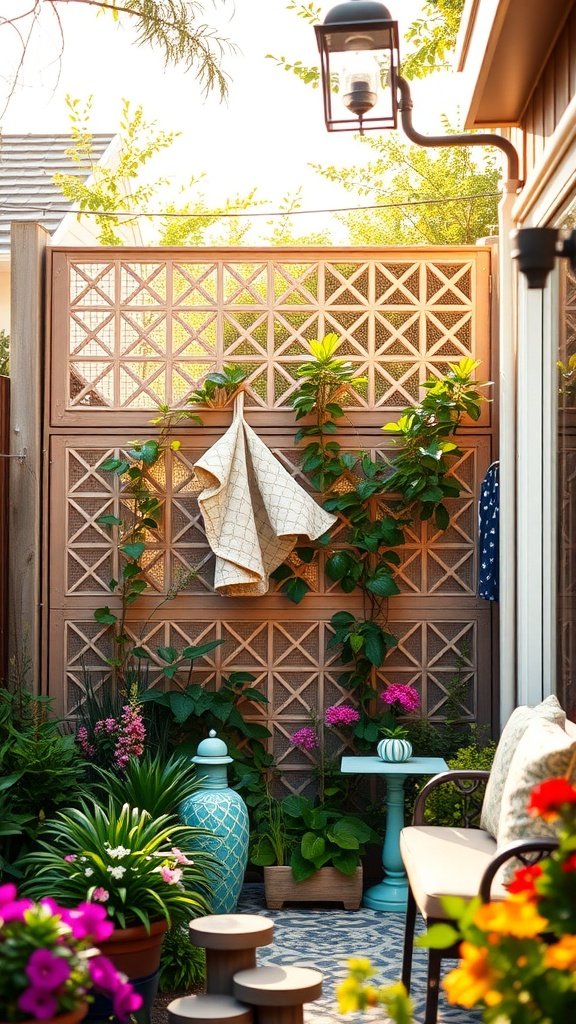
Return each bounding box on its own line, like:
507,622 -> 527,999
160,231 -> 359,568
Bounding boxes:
47,248 -> 495,793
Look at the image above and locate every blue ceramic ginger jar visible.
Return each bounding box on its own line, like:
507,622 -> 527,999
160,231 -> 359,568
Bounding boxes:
179,730 -> 249,913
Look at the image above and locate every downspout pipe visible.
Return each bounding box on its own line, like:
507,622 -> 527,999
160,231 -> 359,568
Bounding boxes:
396,75 -> 521,188
397,73 -> 522,728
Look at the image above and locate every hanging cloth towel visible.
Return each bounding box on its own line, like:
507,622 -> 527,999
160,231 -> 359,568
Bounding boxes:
194,393 -> 337,596
478,461 -> 499,601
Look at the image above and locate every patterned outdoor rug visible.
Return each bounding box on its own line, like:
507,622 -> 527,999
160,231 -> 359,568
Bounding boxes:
237,885 -> 481,1024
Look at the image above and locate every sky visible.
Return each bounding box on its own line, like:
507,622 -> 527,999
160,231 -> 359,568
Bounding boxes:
0,0 -> 458,241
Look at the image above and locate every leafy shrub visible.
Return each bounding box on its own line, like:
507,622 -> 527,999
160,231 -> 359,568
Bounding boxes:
93,751 -> 200,819
423,731 -> 496,826
159,926 -> 206,994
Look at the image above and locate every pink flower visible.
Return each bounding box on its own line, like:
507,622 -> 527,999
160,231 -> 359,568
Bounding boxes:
0,896 -> 33,922
18,988 -> 59,1020
381,683 -> 420,714
113,982 -> 143,1021
171,847 -> 193,865
64,854 -> 77,863
113,705 -> 146,770
26,950 -> 71,991
160,866 -> 183,885
92,887 -> 109,902
0,883 -> 17,906
324,704 -> 360,727
67,902 -> 114,943
88,955 -> 122,994
290,726 -> 319,751
77,725 -> 95,758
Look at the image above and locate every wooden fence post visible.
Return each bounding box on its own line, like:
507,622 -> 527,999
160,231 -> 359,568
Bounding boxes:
0,375 -> 9,685
8,223 -> 49,692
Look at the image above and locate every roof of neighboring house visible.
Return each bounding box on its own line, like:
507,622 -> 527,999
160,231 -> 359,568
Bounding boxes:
0,133 -> 114,252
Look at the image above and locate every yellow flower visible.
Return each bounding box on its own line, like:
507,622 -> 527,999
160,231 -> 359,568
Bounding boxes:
346,958 -> 374,979
544,935 -> 576,971
443,943 -> 498,1008
474,896 -> 548,938
336,977 -> 361,1013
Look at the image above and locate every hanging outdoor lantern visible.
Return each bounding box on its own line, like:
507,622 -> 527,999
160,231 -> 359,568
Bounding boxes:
314,0 -> 399,134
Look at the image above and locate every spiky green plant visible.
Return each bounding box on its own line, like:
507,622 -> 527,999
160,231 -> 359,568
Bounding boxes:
93,751 -> 200,820
20,800 -> 219,929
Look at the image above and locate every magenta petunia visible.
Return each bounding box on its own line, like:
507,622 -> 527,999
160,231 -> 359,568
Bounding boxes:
88,955 -> 122,994
1,897 -> 34,922
68,902 -> 114,943
18,988 -> 59,1020
0,882 -> 17,906
26,949 -> 71,991
324,704 -> 360,727
290,726 -> 319,751
113,982 -> 144,1021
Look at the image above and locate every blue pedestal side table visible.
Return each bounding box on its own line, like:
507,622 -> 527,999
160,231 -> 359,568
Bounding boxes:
340,755 -> 448,912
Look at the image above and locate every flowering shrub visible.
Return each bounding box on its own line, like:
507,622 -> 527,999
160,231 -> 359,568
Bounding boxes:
290,705 -> 360,752
77,702 -> 146,771
337,772 -> 576,1024
0,885 -> 142,1022
380,683 -> 421,715
21,800 -> 217,931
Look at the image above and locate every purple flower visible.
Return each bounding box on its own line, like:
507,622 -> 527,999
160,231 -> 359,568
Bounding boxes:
0,882 -> 17,906
18,988 -> 59,1020
324,704 -> 360,727
88,955 -> 122,994
68,902 -> 114,943
26,949 -> 71,990
381,684 -> 420,714
290,726 -> 319,751
0,896 -> 33,922
113,982 -> 143,1021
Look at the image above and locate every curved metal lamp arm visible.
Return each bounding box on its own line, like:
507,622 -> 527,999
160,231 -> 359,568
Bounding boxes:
396,75 -> 522,189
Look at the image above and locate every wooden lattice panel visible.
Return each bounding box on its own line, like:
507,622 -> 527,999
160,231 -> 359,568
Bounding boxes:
51,436 -> 489,603
46,246 -> 496,769
50,249 -> 491,427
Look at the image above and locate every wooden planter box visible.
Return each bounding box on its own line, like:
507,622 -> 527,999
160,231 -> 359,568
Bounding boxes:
263,865 -> 363,910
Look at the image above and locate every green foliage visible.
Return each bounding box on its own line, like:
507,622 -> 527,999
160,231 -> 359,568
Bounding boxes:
403,0 -> 466,79
54,96 -> 179,245
187,365 -> 248,407
383,357 -> 491,526
159,925 -> 206,994
423,732 -> 496,826
159,184 -> 261,246
314,127 -> 500,246
0,691 -> 87,878
139,671 -> 271,754
250,792 -> 377,879
20,800 -> 217,929
93,751 -> 200,820
0,330 -> 9,376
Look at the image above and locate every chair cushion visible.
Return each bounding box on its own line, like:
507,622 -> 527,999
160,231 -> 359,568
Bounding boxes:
400,825 -> 501,919
497,718 -> 576,870
480,695 -> 566,838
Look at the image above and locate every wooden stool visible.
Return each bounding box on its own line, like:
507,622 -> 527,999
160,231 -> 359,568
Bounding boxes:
189,914 -> 275,995
168,994 -> 253,1024
233,965 -> 323,1024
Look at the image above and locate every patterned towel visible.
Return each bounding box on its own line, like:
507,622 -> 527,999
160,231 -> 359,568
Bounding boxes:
194,394 -> 337,596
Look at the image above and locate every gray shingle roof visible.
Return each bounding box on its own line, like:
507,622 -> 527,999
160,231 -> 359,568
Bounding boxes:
0,133 -> 114,252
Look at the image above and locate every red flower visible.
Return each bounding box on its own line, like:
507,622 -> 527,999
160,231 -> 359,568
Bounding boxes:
527,778 -> 576,821
561,852 -> 576,873
506,863 -> 543,896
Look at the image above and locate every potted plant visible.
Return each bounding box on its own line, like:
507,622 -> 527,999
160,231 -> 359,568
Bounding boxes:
19,800 -> 218,1012
0,885 -> 141,1024
250,706 -> 378,909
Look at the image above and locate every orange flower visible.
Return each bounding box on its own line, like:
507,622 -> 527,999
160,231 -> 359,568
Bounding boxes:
474,895 -> 548,938
443,943 -> 498,1008
544,935 -> 576,971
528,778 -> 576,821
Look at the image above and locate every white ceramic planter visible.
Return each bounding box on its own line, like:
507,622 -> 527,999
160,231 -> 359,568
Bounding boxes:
377,737 -> 413,762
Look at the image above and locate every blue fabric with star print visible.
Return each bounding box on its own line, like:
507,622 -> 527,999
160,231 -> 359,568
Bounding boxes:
478,461 -> 499,601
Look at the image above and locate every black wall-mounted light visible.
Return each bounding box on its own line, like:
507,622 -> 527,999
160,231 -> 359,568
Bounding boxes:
511,228 -> 576,289
315,0 -> 521,184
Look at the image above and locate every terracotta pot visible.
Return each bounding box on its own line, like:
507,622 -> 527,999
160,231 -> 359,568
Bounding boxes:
12,1005 -> 88,1024
264,865 -> 363,910
99,919 -> 168,979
